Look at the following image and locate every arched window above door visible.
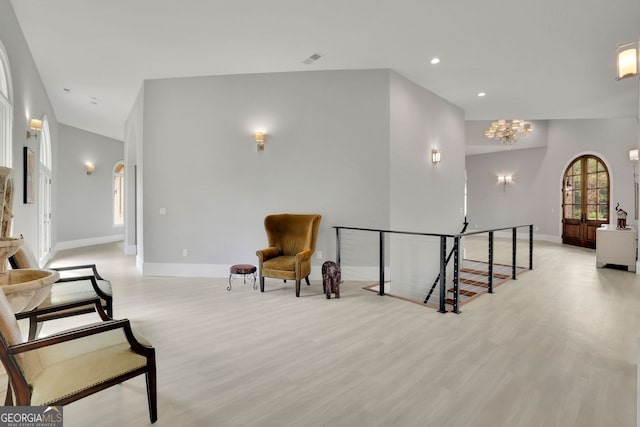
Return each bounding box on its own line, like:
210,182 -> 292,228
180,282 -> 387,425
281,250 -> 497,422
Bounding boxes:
562,155 -> 609,248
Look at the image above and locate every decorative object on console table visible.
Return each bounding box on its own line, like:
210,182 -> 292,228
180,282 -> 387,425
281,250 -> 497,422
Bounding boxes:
615,202 -> 628,229
23,146 -> 35,204
596,224 -> 636,272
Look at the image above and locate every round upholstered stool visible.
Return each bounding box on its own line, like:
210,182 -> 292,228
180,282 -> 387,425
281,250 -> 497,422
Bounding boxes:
228,264 -> 257,291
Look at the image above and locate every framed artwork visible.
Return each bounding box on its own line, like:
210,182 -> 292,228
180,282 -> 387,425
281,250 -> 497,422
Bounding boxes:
23,146 -> 35,204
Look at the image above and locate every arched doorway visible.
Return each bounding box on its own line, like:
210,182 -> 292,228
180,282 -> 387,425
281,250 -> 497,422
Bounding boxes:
562,155 -> 609,248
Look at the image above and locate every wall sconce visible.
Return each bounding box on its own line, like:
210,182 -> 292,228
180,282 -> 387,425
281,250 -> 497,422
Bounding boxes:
616,40 -> 638,80
629,149 -> 639,162
431,149 -> 441,164
498,175 -> 512,191
26,119 -> 42,140
254,131 -> 265,151
85,163 -> 96,175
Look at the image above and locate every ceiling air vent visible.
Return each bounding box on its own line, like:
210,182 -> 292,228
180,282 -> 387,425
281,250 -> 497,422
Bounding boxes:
302,53 -> 323,65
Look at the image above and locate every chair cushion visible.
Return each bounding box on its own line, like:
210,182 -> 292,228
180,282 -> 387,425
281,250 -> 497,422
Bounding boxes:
263,256 -> 296,271
230,264 -> 256,275
32,279 -> 112,320
25,327 -> 148,406
43,279 -> 112,308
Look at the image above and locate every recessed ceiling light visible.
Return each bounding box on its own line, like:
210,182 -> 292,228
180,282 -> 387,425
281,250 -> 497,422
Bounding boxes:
302,53 -> 324,65
477,92 -> 486,97
430,57 -> 440,65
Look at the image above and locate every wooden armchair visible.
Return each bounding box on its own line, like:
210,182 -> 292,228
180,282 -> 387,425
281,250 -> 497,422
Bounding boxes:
256,214 -> 321,297
0,293 -> 157,423
9,239 -> 113,340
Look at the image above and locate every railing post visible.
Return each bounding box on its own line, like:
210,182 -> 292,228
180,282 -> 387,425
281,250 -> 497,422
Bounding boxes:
379,231 -> 385,296
512,227 -> 517,280
452,236 -> 460,314
438,236 -> 447,313
488,231 -> 494,294
336,227 -> 341,266
529,224 -> 533,270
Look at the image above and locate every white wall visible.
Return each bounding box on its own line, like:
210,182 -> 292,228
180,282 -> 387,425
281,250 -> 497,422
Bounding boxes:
466,118 -> 639,241
56,124 -> 124,246
0,0 -> 58,247
137,70 -> 391,277
388,71 -> 466,301
124,85 -> 144,270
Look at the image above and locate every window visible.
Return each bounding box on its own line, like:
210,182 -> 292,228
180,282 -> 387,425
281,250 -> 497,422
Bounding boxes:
0,41 -> 12,168
113,161 -> 124,226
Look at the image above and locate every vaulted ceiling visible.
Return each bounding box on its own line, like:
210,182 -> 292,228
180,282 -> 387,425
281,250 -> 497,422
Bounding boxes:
10,0 -> 640,141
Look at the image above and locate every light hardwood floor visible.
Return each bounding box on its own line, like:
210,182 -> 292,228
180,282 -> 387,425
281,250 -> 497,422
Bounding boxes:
4,239 -> 639,426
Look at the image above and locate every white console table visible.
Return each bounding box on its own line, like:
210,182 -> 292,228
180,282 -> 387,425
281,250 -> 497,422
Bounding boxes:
595,225 -> 637,272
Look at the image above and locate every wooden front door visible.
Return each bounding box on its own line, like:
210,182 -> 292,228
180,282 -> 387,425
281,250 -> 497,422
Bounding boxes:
562,155 -> 609,248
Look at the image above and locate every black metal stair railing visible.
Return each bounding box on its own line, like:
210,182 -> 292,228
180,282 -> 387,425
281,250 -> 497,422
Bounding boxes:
423,220 -> 468,305
334,223 -> 534,314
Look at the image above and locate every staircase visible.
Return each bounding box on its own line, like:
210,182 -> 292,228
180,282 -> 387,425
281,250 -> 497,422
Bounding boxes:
440,260 -> 524,309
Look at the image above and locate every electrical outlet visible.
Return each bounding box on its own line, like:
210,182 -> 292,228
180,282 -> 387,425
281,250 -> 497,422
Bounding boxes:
182,248 -> 188,257
159,207 -> 166,215
316,251 -> 322,259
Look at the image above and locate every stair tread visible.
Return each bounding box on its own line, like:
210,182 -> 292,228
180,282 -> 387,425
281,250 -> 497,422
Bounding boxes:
447,288 -> 477,297
461,267 -> 510,280
460,278 -> 489,287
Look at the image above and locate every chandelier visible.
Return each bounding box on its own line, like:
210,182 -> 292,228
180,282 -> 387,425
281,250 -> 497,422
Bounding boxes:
484,119 -> 532,145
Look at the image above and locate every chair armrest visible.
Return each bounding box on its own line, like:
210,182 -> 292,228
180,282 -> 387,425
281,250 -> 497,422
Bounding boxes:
15,297 -> 110,321
295,249 -> 312,262
11,317 -> 153,356
52,264 -> 105,281
256,247 -> 280,261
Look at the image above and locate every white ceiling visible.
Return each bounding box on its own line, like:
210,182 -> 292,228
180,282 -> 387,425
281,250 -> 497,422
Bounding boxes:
9,0 -> 640,142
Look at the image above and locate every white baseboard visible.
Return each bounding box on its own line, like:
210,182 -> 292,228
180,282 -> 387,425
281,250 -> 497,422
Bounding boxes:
141,262 -> 390,280
124,244 -> 136,255
492,231 -> 561,243
143,263 -> 231,277
39,250 -> 56,268
54,234 -> 124,252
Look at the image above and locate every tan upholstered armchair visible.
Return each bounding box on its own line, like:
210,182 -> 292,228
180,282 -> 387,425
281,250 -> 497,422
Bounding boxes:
9,239 -> 113,340
256,214 -> 321,297
0,293 -> 157,423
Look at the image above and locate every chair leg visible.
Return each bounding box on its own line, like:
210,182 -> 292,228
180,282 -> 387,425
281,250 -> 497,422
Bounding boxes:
28,317 -> 42,341
305,276 -> 311,286
4,379 -> 13,406
106,298 -> 114,318
146,359 -> 158,423
295,279 -> 301,297
260,276 -> 265,292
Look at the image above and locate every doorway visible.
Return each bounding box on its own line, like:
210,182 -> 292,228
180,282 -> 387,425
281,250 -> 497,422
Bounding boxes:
562,155 -> 609,248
